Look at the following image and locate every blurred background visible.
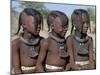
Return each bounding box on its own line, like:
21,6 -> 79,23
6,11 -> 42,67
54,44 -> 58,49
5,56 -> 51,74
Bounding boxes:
11,0 -> 96,59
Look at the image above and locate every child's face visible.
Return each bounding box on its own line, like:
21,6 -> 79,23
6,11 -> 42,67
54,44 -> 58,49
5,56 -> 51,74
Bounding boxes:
21,12 -> 41,35
81,13 -> 89,34
52,17 -> 68,37
74,13 -> 89,34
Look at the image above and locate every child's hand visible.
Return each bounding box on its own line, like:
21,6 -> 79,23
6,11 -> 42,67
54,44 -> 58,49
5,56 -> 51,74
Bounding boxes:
35,68 -> 45,72
35,65 -> 45,72
14,68 -> 22,74
72,64 -> 82,70
65,63 -> 71,71
81,64 -> 89,70
89,62 -> 95,69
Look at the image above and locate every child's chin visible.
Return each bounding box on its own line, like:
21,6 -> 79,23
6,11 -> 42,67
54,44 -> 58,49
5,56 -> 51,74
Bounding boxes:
61,33 -> 66,37
32,32 -> 39,36
60,34 -> 65,38
35,33 -> 39,36
82,31 -> 87,34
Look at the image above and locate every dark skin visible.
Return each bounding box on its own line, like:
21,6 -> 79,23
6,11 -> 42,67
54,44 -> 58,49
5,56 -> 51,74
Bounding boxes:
12,12 -> 42,74
36,17 -> 69,72
67,13 -> 95,70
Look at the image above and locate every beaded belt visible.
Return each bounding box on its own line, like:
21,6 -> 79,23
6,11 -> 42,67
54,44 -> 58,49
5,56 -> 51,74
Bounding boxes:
21,66 -> 36,71
45,64 -> 64,70
75,60 -> 89,66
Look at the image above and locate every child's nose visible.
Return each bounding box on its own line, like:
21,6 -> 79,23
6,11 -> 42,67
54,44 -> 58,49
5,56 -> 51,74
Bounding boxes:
37,25 -> 41,30
64,28 -> 67,32
84,23 -> 88,28
38,25 -> 41,28
65,27 -> 67,30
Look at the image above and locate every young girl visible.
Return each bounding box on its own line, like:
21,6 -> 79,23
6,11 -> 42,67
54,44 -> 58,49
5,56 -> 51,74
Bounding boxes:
11,8 -> 44,74
36,11 -> 70,72
67,9 -> 95,70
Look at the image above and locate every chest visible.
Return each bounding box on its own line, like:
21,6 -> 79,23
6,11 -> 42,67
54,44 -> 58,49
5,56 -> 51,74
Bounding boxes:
19,42 -> 40,58
48,39 -> 60,52
72,39 -> 90,60
48,39 -> 68,58
74,39 -> 89,49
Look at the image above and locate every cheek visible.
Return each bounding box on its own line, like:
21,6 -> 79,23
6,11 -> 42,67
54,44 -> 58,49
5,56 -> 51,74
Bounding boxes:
55,26 -> 62,32
75,25 -> 81,32
75,21 -> 82,30
27,23 -> 36,31
64,28 -> 68,32
59,28 -> 63,32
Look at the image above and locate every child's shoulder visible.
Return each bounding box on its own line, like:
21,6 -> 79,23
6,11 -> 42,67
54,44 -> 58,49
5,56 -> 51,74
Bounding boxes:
40,36 -> 53,46
66,35 -> 73,41
88,35 -> 93,42
11,35 -> 20,45
65,35 -> 74,44
39,36 -> 44,40
12,35 -> 20,41
40,38 -> 49,48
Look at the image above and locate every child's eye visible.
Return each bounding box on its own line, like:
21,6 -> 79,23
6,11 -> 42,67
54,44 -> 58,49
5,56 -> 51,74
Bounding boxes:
63,25 -> 67,28
82,22 -> 85,24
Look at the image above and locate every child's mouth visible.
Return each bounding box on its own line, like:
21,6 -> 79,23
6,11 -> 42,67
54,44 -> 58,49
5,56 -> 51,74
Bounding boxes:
37,31 -> 40,33
36,31 -> 40,34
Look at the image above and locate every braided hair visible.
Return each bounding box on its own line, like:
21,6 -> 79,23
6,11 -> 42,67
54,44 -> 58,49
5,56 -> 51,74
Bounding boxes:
15,8 -> 43,35
71,9 -> 90,34
47,10 -> 69,31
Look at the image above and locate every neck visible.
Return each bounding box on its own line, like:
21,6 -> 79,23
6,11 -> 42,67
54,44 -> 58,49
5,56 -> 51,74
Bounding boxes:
49,31 -> 65,43
75,30 -> 87,39
52,31 -> 64,39
22,31 -> 39,41
20,30 -> 40,46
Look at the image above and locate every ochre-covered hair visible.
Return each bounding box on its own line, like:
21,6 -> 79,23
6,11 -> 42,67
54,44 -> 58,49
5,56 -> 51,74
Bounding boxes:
71,9 -> 90,34
47,10 -> 69,31
15,8 -> 43,35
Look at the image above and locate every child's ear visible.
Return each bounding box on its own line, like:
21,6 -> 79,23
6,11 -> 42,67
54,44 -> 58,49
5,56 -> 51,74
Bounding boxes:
51,24 -> 54,29
22,24 -> 27,29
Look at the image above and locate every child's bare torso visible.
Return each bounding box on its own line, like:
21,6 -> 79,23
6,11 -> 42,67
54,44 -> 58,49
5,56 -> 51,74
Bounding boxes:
73,39 -> 89,61
13,35 -> 42,67
46,38 -> 67,66
69,35 -> 90,61
19,41 -> 40,66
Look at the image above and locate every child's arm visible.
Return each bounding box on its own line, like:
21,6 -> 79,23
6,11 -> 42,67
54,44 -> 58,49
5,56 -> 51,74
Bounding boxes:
81,37 -> 95,69
36,39 -> 48,72
65,56 -> 71,71
12,39 -> 22,74
88,37 -> 95,69
66,36 -> 81,70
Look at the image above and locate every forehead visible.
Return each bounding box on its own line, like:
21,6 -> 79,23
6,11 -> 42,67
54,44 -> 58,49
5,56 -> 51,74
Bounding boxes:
21,12 -> 35,23
81,13 -> 89,22
54,16 -> 63,25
